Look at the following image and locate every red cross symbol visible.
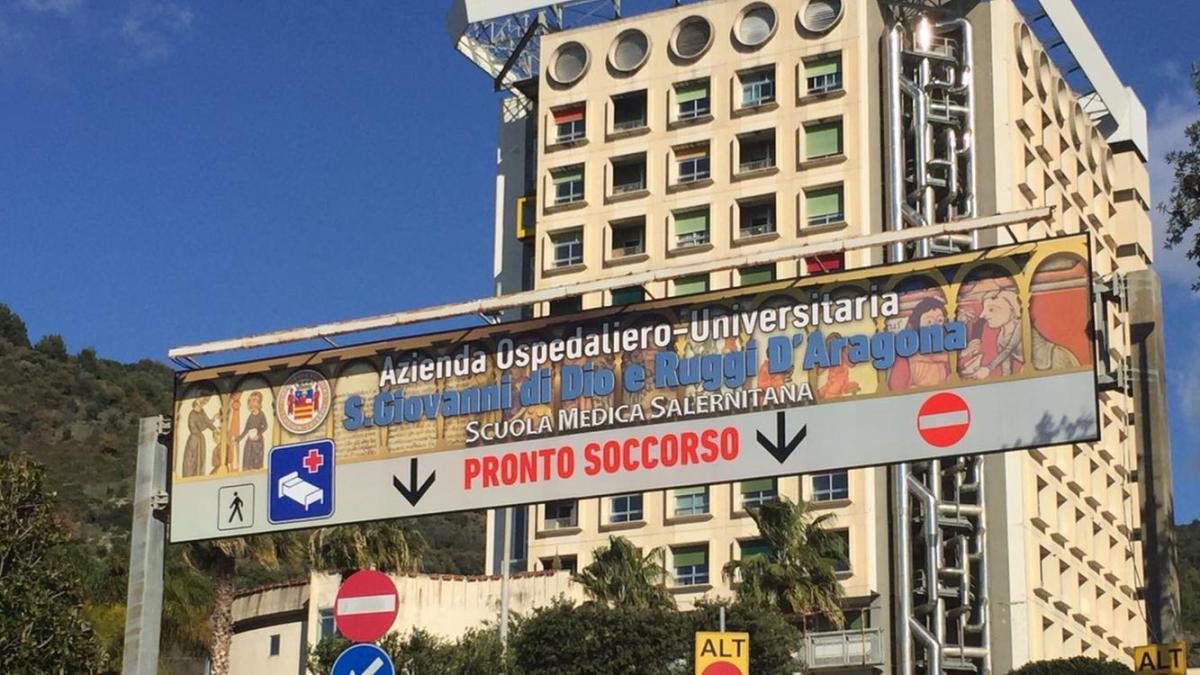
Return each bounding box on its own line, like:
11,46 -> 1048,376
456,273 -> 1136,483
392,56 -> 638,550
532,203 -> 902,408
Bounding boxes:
302,448 -> 325,474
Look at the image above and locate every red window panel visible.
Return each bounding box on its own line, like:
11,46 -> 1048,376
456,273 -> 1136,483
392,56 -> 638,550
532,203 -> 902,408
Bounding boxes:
553,105 -> 585,124
805,253 -> 844,275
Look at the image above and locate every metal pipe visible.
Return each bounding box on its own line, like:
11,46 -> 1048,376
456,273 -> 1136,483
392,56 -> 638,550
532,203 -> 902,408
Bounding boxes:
885,24 -> 906,264
896,461 -> 914,674
910,617 -> 941,673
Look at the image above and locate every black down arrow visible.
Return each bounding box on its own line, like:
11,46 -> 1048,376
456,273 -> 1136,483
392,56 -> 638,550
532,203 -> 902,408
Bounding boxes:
756,411 -> 807,463
393,458 -> 436,506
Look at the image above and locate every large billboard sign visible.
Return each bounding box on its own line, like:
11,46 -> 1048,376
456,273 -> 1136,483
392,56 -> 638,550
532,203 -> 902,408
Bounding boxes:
169,235 -> 1099,542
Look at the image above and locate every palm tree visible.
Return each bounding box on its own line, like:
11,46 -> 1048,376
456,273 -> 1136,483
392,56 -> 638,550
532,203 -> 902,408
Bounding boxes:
572,535 -> 672,609
183,534 -> 297,675
306,520 -> 425,577
723,497 -> 846,628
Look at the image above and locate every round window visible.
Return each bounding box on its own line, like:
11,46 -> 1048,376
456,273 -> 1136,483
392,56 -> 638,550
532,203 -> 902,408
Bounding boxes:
610,29 -> 650,72
800,0 -> 844,34
736,4 -> 777,47
672,16 -> 713,60
551,42 -> 589,85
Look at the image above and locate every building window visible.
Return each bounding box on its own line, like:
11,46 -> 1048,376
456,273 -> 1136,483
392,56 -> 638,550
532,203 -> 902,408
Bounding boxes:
739,538 -> 772,562
613,90 -> 648,131
675,144 -> 710,183
318,608 -> 336,640
739,265 -> 776,286
805,185 -> 845,226
612,154 -> 647,194
552,104 -> 586,143
550,230 -> 583,268
737,129 -> 775,172
540,555 -> 578,574
805,119 -> 843,160
672,545 -> 709,587
544,499 -> 577,529
805,55 -> 843,95
831,529 -> 850,573
805,253 -> 845,275
612,286 -> 645,305
674,486 -> 709,516
611,217 -> 645,258
740,478 -> 777,509
549,296 -> 582,315
675,79 -> 710,120
737,195 -> 776,238
672,207 -> 710,248
268,634 -> 281,657
552,166 -> 585,205
812,471 -> 849,502
739,67 -> 775,107
673,275 -> 709,297
610,493 -> 643,523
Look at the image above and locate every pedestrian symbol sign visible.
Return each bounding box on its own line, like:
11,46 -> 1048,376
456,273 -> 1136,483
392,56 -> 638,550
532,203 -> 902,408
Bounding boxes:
695,631 -> 749,675
217,484 -> 253,531
268,439 -> 335,524
331,643 -> 393,675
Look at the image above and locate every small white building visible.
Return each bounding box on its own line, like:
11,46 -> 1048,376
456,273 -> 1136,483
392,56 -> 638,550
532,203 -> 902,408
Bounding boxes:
228,569 -> 584,675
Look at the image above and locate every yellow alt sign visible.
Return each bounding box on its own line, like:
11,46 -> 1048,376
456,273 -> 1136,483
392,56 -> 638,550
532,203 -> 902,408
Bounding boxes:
1133,642 -> 1187,674
695,631 -> 749,675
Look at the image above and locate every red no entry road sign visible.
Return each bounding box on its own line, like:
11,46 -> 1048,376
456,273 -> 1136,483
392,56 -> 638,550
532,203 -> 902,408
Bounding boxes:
917,392 -> 971,448
334,570 -> 399,643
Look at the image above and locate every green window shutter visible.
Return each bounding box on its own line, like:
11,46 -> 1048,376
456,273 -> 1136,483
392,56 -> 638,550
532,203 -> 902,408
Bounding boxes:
676,81 -> 709,103
674,210 -> 709,235
673,548 -> 706,567
740,539 -> 772,560
741,478 -> 775,493
675,486 -> 705,497
554,168 -> 583,183
674,276 -> 708,296
806,122 -> 842,158
739,265 -> 775,286
807,58 -> 840,77
612,286 -> 644,305
807,187 -> 843,217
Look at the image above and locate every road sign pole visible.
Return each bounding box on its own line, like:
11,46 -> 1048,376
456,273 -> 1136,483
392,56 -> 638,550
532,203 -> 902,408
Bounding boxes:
499,506 -> 513,648
121,416 -> 170,675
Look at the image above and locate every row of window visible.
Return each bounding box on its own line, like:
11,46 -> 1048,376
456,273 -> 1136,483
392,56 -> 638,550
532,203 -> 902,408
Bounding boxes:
543,253 -> 845,315
542,471 -> 849,529
548,185 -> 846,269
549,55 -> 844,146
548,120 -> 844,207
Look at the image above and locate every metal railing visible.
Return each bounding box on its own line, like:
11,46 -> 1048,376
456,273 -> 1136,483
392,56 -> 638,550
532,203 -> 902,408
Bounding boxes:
739,157 -> 775,172
801,628 -> 886,670
807,72 -> 843,95
807,212 -> 845,227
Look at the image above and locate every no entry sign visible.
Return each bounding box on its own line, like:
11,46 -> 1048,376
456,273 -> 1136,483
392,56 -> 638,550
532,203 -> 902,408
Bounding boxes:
917,392 -> 971,448
334,570 -> 399,643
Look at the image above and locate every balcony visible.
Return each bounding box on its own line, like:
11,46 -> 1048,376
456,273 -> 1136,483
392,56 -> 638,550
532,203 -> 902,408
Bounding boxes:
800,628 -> 885,670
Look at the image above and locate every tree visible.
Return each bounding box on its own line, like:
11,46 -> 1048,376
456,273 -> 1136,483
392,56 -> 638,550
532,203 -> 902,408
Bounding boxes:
183,535 -> 297,675
723,497 -> 846,626
1010,656 -> 1133,674
0,303 -> 30,348
573,535 -> 672,609
1162,64 -> 1200,290
307,627 -> 506,675
34,334 -> 68,360
0,454 -> 105,673
306,520 -> 425,577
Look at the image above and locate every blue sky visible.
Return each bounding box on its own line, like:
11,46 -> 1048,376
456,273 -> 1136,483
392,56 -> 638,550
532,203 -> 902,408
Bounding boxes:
1,1 -> 1198,517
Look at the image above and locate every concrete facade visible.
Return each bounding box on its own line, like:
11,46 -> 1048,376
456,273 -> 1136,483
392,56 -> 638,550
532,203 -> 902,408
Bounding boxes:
484,0 -> 1158,671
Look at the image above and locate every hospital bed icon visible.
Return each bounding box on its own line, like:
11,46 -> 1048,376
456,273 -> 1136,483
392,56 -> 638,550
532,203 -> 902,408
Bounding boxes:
277,471 -> 324,510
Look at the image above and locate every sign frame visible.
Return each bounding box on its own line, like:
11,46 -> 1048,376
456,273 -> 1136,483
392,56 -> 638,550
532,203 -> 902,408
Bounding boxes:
166,234 -> 1101,543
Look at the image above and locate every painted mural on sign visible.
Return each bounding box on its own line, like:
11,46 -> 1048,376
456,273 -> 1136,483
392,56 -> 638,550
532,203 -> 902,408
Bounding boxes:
171,235 -> 1095,484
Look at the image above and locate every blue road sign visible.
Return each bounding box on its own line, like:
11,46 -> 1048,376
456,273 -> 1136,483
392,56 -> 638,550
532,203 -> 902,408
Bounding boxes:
332,643 -> 394,675
267,439 -> 335,524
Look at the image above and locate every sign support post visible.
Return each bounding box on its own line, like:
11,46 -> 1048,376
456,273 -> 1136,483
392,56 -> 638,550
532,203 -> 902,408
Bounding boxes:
121,416 -> 170,675
499,505 -> 513,648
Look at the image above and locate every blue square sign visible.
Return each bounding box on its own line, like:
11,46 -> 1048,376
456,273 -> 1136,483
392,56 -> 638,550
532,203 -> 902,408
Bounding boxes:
267,439 -> 335,524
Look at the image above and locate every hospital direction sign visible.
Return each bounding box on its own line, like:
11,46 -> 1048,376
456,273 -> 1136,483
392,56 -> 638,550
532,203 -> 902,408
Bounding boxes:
169,235 -> 1099,542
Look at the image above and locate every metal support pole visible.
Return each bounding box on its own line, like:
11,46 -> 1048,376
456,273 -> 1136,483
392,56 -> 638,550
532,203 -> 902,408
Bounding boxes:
499,506 -> 513,647
121,416 -> 169,675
